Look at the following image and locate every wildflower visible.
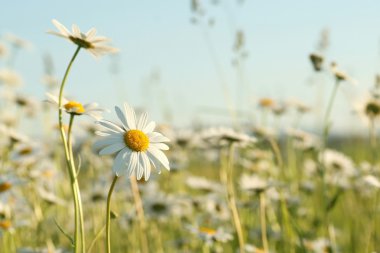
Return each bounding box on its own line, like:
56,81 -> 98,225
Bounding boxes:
287,128 -> 321,151
258,98 -> 275,109
309,53 -> 324,72
201,127 -> 256,147
354,93 -> 380,125
143,193 -> 174,221
331,62 -> 357,84
46,93 -> 104,120
361,175 -> 380,189
320,149 -> 357,188
94,103 -> 170,180
0,220 -> 12,230
187,224 -> 233,245
186,176 -> 223,193
240,174 -> 270,194
0,43 -> 8,58
4,33 -> 31,49
0,68 -> 23,87
48,19 -> 118,57
286,99 -> 312,114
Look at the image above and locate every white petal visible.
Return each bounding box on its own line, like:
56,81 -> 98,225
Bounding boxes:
99,142 -> 126,155
52,19 -> 71,36
147,146 -> 170,170
97,120 -> 124,133
93,135 -> 123,150
72,24 -> 81,37
124,103 -> 136,129
150,143 -> 169,150
148,132 -> 170,143
88,36 -> 110,43
137,112 -> 148,130
47,31 -> 69,39
143,121 -> 156,133
141,153 -> 151,181
137,154 -> 144,180
127,152 -> 138,177
115,106 -> 129,130
95,131 -> 111,136
85,28 -> 97,39
112,149 -> 127,176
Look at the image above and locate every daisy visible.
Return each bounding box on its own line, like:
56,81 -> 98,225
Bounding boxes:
240,174 -> 270,194
330,62 -> 357,85
0,68 -> 23,87
201,126 -> 256,148
48,19 -> 118,57
354,93 -> 380,125
46,93 -> 104,120
94,103 -> 170,180
309,52 -> 324,72
187,224 -> 233,246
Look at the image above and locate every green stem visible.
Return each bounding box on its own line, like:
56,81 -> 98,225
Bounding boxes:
320,78 -> 341,252
369,118 -> 377,164
68,115 -> 86,252
260,192 -> 269,253
58,46 -> 81,124
57,46 -> 82,253
323,79 -> 340,141
106,175 -> 119,253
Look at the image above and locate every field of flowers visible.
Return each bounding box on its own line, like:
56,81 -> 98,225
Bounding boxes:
1,4 -> 380,253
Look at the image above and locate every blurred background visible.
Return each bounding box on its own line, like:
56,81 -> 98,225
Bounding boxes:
1,0 -> 380,134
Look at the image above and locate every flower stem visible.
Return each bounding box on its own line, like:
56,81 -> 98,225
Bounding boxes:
369,118 -> 377,164
68,115 -> 86,252
130,176 -> 149,253
106,175 -> 118,253
260,192 -> 269,253
57,46 -> 83,253
320,78 -> 341,252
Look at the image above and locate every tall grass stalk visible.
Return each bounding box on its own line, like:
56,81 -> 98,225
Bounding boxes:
220,143 -> 245,253
130,177 -> 149,253
106,175 -> 118,253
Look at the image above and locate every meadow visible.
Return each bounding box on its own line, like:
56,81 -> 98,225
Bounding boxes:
1,6 -> 380,253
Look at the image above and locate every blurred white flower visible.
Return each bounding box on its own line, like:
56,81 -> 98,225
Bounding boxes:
201,126 -> 256,147
187,224 -> 233,245
0,68 -> 23,87
240,174 -> 270,193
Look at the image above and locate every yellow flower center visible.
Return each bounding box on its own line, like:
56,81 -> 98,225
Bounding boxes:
0,182 -> 12,193
259,98 -> 274,108
124,130 -> 149,152
64,101 -> 85,114
199,227 -> 216,235
0,220 -> 12,230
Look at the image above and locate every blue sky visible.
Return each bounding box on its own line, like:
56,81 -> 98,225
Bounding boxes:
1,0 -> 380,133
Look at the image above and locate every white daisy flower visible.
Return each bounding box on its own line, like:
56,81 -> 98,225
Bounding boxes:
330,62 -> 357,85
45,93 -> 104,120
48,19 -> 119,57
0,68 -> 23,87
94,103 -> 170,180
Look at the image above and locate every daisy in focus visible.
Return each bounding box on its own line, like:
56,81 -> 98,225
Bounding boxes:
94,103 -> 170,181
46,93 -> 104,120
48,19 -> 118,57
